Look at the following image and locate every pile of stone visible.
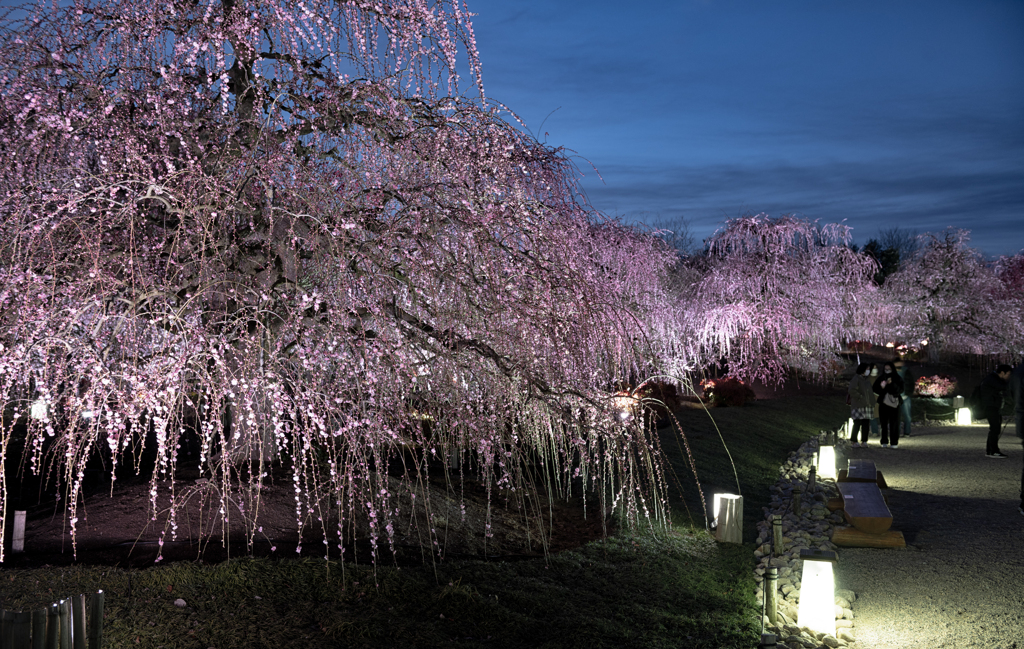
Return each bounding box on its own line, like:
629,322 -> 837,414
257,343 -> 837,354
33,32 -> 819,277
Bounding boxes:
753,435 -> 860,649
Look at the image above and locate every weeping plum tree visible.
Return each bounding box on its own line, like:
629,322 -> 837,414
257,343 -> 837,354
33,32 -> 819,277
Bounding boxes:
0,0 -> 684,561
677,215 -> 877,382
880,229 -> 1022,359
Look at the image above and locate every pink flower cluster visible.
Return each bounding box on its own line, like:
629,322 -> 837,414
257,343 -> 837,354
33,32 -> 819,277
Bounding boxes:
914,374 -> 958,398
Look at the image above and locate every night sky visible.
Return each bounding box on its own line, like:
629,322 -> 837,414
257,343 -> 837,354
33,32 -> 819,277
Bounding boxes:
465,0 -> 1024,257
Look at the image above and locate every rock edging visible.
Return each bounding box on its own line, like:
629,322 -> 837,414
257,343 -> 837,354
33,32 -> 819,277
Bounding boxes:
753,434 -> 860,649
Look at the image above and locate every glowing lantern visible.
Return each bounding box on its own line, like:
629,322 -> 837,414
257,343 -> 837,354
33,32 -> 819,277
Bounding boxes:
953,395 -> 971,425
796,549 -> 838,637
29,398 -> 49,420
817,444 -> 837,480
712,493 -> 743,543
611,391 -> 638,421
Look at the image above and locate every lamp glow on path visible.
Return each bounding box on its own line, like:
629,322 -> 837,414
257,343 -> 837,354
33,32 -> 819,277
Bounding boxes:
817,445 -> 837,480
797,549 -> 838,637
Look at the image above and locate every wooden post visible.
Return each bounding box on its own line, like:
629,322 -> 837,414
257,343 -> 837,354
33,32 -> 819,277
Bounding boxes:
792,487 -> 802,517
32,608 -> 47,649
88,592 -> 104,649
772,515 -> 783,556
12,510 -> 26,553
59,600 -> 71,649
765,567 -> 779,626
72,596 -> 86,649
807,466 -> 817,493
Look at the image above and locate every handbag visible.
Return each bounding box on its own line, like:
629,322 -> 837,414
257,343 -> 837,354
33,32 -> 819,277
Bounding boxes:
883,393 -> 899,408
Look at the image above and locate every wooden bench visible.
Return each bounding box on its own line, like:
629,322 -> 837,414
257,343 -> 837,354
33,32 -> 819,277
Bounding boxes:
836,481 -> 892,534
832,463 -> 905,548
837,459 -> 888,488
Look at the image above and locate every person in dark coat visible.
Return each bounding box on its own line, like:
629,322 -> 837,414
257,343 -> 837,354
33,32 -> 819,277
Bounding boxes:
847,362 -> 875,447
873,361 -> 905,448
979,364 -> 1012,458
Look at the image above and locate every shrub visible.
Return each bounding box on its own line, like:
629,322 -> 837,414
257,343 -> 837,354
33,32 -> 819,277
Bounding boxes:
635,380 -> 683,422
700,376 -> 756,407
915,374 -> 958,398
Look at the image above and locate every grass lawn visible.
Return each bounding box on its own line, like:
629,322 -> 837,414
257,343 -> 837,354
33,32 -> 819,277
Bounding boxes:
0,394 -> 846,649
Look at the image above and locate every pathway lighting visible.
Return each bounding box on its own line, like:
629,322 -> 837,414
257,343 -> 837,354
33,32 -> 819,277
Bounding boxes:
611,391 -> 638,422
796,548 -> 838,637
954,395 -> 971,425
817,444 -> 837,480
30,398 -> 48,420
712,493 -> 743,543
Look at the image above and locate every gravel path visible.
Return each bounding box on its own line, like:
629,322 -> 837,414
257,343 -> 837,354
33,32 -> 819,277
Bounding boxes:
835,423 -> 1024,649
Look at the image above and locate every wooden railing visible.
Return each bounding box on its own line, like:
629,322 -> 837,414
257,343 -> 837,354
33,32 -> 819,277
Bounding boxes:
0,591 -> 104,649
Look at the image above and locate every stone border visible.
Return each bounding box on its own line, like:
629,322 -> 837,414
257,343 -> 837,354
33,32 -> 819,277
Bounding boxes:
753,435 -> 859,649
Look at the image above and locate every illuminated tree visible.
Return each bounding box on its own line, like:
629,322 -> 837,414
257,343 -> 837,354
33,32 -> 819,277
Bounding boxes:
677,215 -> 877,382
881,229 -> 1020,358
0,0 -> 682,560
993,251 -> 1024,355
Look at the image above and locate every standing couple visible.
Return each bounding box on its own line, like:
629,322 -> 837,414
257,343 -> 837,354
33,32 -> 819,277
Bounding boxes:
848,361 -> 906,448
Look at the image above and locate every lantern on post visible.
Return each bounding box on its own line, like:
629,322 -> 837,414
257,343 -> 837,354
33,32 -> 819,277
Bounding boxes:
953,395 -> 971,425
796,549 -> 838,637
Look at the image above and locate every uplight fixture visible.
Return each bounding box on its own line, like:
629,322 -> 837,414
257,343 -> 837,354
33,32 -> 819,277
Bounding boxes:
954,395 -> 971,425
817,444 -> 837,480
712,493 -> 743,543
796,549 -> 838,637
30,398 -> 49,420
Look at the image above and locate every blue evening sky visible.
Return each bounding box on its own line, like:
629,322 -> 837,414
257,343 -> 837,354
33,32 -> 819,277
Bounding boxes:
464,0 -> 1024,257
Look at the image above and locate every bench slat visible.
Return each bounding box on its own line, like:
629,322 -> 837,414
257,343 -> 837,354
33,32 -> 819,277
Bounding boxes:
837,481 -> 892,534
845,459 -> 877,482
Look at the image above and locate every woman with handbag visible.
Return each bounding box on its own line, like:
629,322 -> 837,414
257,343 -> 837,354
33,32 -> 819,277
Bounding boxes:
848,363 -> 875,447
874,361 -> 905,448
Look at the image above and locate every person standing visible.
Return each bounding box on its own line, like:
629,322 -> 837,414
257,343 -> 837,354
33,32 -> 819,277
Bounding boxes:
869,364 -> 881,440
979,364 -> 1013,458
848,363 -> 875,447
1009,358 -> 1024,514
894,360 -> 914,438
874,361 -> 905,448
